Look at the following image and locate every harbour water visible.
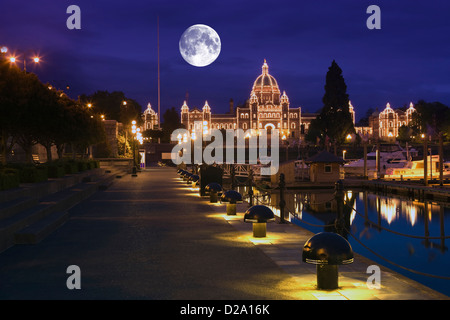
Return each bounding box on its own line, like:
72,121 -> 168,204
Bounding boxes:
240,185 -> 450,297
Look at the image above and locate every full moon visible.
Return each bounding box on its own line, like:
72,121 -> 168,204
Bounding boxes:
179,24 -> 221,67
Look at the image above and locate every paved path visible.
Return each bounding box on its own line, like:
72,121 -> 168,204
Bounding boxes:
0,167 -> 448,300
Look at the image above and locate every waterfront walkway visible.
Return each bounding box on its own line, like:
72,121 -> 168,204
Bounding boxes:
0,167 -> 448,300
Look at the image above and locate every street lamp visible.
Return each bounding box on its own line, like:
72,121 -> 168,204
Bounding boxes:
7,51 -> 41,72
131,121 -> 137,175
342,150 -> 347,160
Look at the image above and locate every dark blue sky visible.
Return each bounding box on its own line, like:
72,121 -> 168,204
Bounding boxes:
1,0 -> 450,121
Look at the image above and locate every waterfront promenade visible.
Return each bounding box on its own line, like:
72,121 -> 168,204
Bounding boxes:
0,166 -> 448,300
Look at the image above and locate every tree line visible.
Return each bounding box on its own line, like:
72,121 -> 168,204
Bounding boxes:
0,56 -> 106,164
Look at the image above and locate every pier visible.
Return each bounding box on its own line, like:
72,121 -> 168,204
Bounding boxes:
0,167 -> 448,300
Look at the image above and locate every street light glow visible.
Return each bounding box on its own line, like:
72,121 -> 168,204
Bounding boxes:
9,57 -> 16,63
0,46 -> 7,53
33,57 -> 40,63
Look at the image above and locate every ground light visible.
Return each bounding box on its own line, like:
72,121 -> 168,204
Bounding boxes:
243,205 -> 275,237
220,190 -> 243,215
205,183 -> 223,203
302,232 -> 354,290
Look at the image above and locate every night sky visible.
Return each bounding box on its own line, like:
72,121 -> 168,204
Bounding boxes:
1,0 -> 450,121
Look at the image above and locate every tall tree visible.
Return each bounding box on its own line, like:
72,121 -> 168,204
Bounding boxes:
161,107 -> 184,143
79,90 -> 142,125
308,60 -> 355,153
410,100 -> 450,140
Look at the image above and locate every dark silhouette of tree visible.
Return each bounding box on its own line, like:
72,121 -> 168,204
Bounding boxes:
307,60 -> 355,153
410,100 -> 450,141
161,107 -> 184,143
79,90 -> 142,126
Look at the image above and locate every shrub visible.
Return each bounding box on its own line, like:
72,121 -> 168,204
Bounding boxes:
46,162 -> 66,178
18,165 -> 48,183
64,160 -> 79,174
0,168 -> 20,191
77,161 -> 88,172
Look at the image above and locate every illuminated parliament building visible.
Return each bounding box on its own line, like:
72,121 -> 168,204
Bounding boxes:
143,59 -> 418,142
179,60 -> 325,144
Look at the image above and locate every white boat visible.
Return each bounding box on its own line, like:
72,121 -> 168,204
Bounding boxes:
385,156 -> 450,179
344,143 -> 417,175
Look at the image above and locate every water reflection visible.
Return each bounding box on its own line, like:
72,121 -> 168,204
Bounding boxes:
236,185 -> 450,295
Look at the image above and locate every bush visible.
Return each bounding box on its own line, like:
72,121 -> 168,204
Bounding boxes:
64,160 -> 79,174
19,165 -> 48,183
77,161 -> 88,172
46,162 -> 66,178
5,164 -> 48,183
0,168 -> 20,191
88,160 -> 100,169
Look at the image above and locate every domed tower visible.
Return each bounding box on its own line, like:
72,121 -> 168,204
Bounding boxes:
143,103 -> 158,130
251,59 -> 281,105
181,100 -> 189,128
202,100 -> 211,132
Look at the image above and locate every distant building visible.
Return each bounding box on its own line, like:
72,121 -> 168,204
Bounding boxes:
305,150 -> 344,183
180,60 -> 356,144
179,59 -> 418,143
364,102 -> 416,139
142,103 -> 159,130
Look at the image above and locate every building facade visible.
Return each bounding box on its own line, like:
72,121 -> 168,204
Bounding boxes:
364,102 -> 416,139
142,103 -> 159,130
180,60 -> 337,144
178,59 -> 417,143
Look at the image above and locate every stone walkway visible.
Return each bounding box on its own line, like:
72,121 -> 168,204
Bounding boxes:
0,167 -> 447,300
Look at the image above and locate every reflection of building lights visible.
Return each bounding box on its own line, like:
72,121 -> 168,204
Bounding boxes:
405,203 -> 417,226
346,190 -> 352,201
380,198 -> 399,225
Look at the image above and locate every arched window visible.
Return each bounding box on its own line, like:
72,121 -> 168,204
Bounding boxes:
291,122 -> 296,129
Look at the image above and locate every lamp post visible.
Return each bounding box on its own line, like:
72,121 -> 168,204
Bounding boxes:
422,133 -> 428,186
4,47 -> 41,72
131,120 -> 137,176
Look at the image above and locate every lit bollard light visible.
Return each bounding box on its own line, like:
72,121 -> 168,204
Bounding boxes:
243,205 -> 275,237
185,172 -> 193,184
205,183 -> 223,203
302,232 -> 354,290
190,174 -> 199,188
220,190 -> 243,215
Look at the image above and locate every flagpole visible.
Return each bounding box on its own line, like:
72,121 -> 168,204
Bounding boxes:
157,16 -> 161,144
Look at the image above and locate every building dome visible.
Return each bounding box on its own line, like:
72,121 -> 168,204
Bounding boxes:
251,60 -> 281,104
144,103 -> 156,115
